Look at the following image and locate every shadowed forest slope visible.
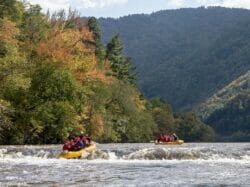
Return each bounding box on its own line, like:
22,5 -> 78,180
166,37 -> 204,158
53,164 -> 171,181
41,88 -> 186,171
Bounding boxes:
99,7 -> 250,112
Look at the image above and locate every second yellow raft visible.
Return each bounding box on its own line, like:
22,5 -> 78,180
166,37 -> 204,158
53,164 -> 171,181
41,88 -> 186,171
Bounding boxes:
155,140 -> 184,145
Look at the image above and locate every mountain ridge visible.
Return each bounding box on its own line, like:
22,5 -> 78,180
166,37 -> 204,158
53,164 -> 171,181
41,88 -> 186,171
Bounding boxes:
99,7 -> 250,112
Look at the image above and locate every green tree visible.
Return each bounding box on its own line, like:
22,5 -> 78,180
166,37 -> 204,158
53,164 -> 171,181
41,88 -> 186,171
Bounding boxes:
88,17 -> 105,66
1,62 -> 86,144
126,111 -> 157,142
21,4 -> 49,59
0,100 -> 14,144
98,80 -> 156,143
27,63 -> 86,143
30,63 -> 81,104
0,18 -> 25,81
106,34 -> 136,84
175,113 -> 215,142
34,101 -> 80,144
151,97 -> 175,132
0,0 -> 24,24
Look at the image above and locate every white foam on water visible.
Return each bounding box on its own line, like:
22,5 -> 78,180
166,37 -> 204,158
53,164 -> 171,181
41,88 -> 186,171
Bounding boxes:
0,149 -> 8,159
87,158 -> 182,164
0,143 -> 250,165
5,176 -> 19,180
195,158 -> 250,165
240,155 -> 250,161
34,150 -> 51,158
0,156 -> 74,166
1,153 -> 249,165
1,155 -> 249,167
22,170 -> 29,174
107,151 -> 118,160
0,182 -> 29,187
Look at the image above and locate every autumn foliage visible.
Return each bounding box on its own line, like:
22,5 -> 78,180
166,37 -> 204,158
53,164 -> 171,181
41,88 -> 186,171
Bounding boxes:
0,1 -> 157,144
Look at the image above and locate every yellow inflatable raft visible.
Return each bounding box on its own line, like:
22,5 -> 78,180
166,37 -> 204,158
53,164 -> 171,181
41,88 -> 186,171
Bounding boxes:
155,140 -> 184,145
58,144 -> 96,159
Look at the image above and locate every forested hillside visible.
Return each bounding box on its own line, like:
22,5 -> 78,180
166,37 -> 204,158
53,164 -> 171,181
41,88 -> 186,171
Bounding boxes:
206,92 -> 250,141
99,7 -> 250,112
195,71 -> 250,141
195,70 -> 250,120
0,1 -> 214,144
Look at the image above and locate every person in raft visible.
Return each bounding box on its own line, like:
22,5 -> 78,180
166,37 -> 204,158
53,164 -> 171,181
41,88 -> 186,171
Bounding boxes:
72,136 -> 85,151
157,133 -> 165,143
62,132 -> 91,152
62,137 -> 74,153
157,132 -> 179,143
80,132 -> 92,146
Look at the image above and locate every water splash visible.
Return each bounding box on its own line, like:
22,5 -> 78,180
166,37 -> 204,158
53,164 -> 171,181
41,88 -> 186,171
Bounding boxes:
1,143 -> 250,161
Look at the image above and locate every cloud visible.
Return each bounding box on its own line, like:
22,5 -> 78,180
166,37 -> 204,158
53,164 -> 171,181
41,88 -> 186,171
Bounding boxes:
97,0 -> 128,8
77,0 -> 128,9
164,0 -> 250,9
28,0 -> 128,11
222,0 -> 250,9
164,0 -> 221,9
27,0 -> 70,11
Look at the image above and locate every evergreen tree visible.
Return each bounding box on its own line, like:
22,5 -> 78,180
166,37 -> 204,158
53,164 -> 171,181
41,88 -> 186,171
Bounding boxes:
106,34 -> 136,84
88,17 -> 105,66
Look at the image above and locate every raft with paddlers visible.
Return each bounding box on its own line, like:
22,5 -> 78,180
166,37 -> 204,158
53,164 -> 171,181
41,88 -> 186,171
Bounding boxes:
58,132 -> 96,159
155,132 -> 184,145
58,144 -> 96,159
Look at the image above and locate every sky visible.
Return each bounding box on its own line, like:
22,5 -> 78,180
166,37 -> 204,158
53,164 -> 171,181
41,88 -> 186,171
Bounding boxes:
27,0 -> 250,18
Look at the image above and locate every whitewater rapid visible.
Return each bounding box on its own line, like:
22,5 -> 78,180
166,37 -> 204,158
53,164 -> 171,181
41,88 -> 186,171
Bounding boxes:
0,143 -> 249,186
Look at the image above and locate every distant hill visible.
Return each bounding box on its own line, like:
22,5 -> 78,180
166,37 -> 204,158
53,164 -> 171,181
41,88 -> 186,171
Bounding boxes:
194,71 -> 250,141
99,7 -> 250,112
195,70 -> 250,120
206,92 -> 250,141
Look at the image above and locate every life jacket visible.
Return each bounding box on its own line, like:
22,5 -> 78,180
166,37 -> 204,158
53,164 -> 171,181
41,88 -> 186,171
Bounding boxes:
165,135 -> 171,142
62,142 -> 70,150
157,133 -> 165,142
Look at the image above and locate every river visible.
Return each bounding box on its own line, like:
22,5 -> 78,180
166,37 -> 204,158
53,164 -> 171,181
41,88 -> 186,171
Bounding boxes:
0,143 -> 249,186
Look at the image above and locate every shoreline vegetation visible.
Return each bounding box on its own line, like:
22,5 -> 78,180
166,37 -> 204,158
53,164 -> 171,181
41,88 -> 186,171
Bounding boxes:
0,0 -> 215,145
